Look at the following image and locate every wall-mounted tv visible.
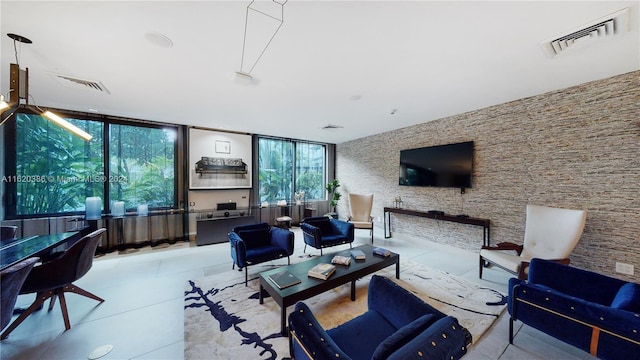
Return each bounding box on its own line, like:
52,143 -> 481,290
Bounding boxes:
399,141 -> 474,189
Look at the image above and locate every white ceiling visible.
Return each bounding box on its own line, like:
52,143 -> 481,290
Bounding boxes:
1,1 -> 638,144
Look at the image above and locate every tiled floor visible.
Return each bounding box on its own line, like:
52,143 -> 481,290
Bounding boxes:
0,227 -> 596,359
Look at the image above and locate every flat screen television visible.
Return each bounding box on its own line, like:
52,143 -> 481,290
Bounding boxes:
399,141 -> 474,188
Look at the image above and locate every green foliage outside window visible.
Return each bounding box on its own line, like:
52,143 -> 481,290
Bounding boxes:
258,138 -> 293,203
258,137 -> 326,204
10,113 -> 176,217
14,113 -> 104,215
295,142 -> 325,200
109,124 -> 175,210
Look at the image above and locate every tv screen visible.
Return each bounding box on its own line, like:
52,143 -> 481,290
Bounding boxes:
399,141 -> 474,188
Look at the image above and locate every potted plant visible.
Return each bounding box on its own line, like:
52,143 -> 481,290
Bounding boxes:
325,179 -> 341,218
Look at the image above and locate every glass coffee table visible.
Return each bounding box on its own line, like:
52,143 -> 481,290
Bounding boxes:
259,244 -> 400,335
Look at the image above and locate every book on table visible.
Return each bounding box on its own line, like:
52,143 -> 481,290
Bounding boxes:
308,263 -> 336,280
350,249 -> 366,260
373,247 -> 391,257
267,270 -> 301,289
331,255 -> 351,266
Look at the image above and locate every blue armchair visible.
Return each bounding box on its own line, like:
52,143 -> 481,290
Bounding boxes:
509,258 -> 640,360
228,223 -> 295,285
300,216 -> 354,255
289,275 -> 472,360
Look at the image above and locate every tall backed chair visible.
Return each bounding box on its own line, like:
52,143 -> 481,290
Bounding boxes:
1,228 -> 107,339
229,222 -> 295,285
301,216 -> 354,255
347,193 -> 374,243
479,204 -> 586,280
1,257 -> 38,334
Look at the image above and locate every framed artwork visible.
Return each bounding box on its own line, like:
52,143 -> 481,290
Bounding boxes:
215,140 -> 231,154
189,128 -> 252,189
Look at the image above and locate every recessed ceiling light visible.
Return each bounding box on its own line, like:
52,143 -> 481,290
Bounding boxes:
144,32 -> 173,48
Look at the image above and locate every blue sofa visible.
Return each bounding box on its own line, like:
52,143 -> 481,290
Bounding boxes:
508,258 -> 640,359
288,275 -> 472,360
300,216 -> 354,255
228,222 -> 294,285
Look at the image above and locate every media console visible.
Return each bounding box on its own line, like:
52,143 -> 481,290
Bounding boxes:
383,207 -> 490,246
196,214 -> 256,246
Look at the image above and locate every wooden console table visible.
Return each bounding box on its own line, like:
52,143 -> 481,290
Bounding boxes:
383,207 -> 491,246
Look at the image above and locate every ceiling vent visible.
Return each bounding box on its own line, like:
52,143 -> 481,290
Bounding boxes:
51,74 -> 111,94
322,124 -> 344,130
541,7 -> 630,57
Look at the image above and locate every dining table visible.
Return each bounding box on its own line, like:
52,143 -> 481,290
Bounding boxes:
0,231 -> 82,271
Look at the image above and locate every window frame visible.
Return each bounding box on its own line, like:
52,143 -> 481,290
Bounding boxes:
256,136 -> 327,205
108,121 -> 178,212
294,141 -> 327,201
2,108 -> 179,219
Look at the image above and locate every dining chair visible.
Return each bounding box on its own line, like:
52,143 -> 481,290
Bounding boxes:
347,193 -> 374,243
479,204 -> 587,280
0,226 -> 18,246
1,228 -> 107,339
1,257 -> 39,333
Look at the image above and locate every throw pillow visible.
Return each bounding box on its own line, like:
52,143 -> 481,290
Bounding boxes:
371,313 -> 437,360
611,282 -> 640,313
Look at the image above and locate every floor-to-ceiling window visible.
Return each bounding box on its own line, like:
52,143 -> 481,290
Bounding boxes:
4,111 -> 178,219
11,113 -> 104,217
257,137 -> 326,204
109,123 -> 176,211
295,141 -> 326,201
258,137 -> 294,203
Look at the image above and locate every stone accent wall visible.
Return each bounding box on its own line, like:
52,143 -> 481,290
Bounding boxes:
336,71 -> 639,280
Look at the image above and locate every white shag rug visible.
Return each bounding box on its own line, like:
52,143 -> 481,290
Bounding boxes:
184,261 -> 506,360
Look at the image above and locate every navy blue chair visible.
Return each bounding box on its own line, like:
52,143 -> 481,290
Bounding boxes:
289,275 -> 472,360
509,258 -> 640,360
228,222 -> 295,286
300,216 -> 354,255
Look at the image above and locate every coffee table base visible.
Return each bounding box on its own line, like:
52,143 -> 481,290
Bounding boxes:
258,245 -> 400,335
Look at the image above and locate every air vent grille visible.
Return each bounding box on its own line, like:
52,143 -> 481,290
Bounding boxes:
541,8 -> 629,57
52,74 -> 111,94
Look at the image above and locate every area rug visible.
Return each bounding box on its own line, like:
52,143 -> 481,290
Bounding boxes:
184,261 -> 506,360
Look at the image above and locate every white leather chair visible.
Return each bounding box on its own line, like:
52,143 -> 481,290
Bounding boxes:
479,204 -> 587,280
347,193 -> 374,243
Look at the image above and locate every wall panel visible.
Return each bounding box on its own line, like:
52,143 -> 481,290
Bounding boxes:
336,71 -> 639,280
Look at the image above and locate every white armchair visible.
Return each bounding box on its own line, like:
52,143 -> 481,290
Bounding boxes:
347,193 -> 374,243
479,204 -> 587,279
